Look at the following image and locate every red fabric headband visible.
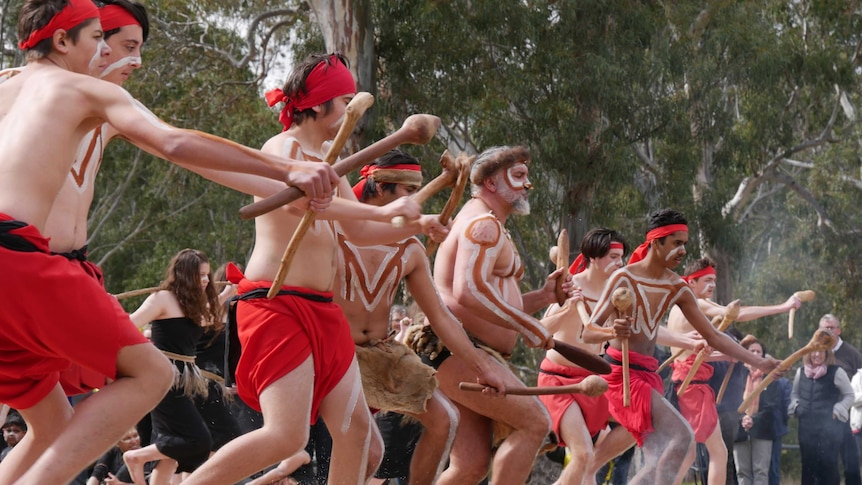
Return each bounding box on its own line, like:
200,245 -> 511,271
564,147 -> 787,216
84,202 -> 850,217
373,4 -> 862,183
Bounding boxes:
99,4 -> 139,31
682,266 -> 716,283
265,55 -> 356,131
351,164 -> 422,199
628,224 -> 688,264
18,0 -> 100,50
568,242 -> 625,274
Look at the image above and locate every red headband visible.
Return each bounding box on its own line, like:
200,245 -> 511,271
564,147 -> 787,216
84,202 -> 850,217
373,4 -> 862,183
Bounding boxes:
627,224 -> 688,264
682,266 -> 716,283
351,164 -> 423,199
18,0 -> 100,50
99,4 -> 140,31
568,242 -> 625,274
265,55 -> 356,131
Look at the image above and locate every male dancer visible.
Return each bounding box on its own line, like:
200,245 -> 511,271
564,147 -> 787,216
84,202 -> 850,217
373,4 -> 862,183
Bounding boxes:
667,257 -> 802,485
585,209 -> 781,485
0,2 -> 337,484
179,53 -> 454,485
432,145 -> 571,485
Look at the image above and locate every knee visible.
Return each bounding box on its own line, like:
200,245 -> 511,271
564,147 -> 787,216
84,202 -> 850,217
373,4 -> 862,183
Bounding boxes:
451,459 -> 490,484
420,401 -> 459,440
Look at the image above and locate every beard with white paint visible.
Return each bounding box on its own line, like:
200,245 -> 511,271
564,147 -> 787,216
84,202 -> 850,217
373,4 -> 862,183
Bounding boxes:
497,173 -> 530,215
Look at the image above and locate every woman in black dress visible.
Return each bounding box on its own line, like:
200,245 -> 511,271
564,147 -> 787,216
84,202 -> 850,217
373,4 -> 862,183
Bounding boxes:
124,249 -> 220,485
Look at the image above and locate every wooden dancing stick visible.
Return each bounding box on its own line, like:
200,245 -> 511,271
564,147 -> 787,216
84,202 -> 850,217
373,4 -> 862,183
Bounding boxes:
551,340 -> 612,375
423,153 -> 472,256
114,281 -> 231,301
266,93 -> 375,299
737,328 -> 836,414
459,374 -> 608,397
548,240 -> 591,326
553,229 -> 570,306
676,300 -> 740,396
715,362 -> 736,404
787,290 -> 816,339
611,288 -> 633,406
240,114 -> 442,219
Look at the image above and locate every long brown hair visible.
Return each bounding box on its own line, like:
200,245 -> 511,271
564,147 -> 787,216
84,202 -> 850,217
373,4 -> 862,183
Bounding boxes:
159,249 -> 219,328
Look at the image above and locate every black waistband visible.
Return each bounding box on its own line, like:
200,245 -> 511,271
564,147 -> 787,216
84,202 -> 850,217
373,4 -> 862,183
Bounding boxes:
602,353 -> 653,373
0,220 -> 42,253
233,287 -> 332,304
52,245 -> 89,261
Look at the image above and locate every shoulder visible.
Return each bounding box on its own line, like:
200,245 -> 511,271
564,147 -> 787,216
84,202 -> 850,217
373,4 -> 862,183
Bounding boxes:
462,213 -> 501,246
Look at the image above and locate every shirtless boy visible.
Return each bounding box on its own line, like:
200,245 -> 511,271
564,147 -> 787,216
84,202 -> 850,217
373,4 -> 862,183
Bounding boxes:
179,53 -> 451,485
666,257 -> 801,485
539,228 -> 633,485
432,145 -> 572,485
0,2 -> 336,484
584,209 -> 781,485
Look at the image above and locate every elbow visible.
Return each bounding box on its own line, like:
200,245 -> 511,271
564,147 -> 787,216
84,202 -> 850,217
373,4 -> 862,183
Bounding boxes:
160,130 -> 192,160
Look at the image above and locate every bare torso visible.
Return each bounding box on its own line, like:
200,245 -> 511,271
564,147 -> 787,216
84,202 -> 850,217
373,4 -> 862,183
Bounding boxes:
0,65 -> 105,232
593,266 -> 692,358
243,135 -> 337,291
546,272 -> 604,366
335,233 -> 425,344
434,198 -> 525,354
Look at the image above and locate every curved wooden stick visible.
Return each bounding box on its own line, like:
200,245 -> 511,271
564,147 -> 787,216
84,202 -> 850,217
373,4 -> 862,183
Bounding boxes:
114,281 -> 231,300
390,150 -> 458,228
677,300 -> 740,396
424,153 -> 472,256
459,374 -> 608,397
266,93 -> 376,299
239,114 -> 442,219
737,328 -> 836,414
715,361 -> 736,404
552,339 -> 612,375
552,229 -> 570,306
787,290 -> 815,339
611,288 -> 633,406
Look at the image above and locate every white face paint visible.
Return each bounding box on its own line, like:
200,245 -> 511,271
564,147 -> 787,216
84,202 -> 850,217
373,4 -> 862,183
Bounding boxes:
497,172 -> 531,215
100,56 -> 142,79
604,259 -> 621,274
665,245 -> 684,261
88,39 -> 110,73
506,163 -> 531,189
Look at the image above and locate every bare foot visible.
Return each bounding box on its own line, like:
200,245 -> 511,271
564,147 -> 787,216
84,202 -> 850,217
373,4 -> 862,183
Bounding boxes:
123,449 -> 148,485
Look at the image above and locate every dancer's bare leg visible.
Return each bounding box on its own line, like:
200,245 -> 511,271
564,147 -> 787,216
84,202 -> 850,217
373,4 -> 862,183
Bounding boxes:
435,354 -> 551,485
319,358 -> 383,485
703,424 -> 727,485
629,390 -> 694,485
0,343 -> 173,485
245,451 -> 311,485
585,425 -> 635,485
404,390 -> 459,485
123,444 -> 175,485
181,357 -> 315,485
556,404 -> 593,485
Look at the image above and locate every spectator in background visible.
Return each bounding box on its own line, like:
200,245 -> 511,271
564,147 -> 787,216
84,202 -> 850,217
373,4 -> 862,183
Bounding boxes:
734,336 -> 780,485
768,376 -> 792,485
819,314 -> 862,485
86,428 -> 141,485
790,347 -> 854,485
0,412 -> 26,463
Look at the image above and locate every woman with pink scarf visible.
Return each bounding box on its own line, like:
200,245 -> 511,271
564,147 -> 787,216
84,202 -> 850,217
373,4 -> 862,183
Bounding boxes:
790,347 -> 854,484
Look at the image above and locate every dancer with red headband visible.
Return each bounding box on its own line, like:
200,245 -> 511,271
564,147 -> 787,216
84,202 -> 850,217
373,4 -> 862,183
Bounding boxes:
666,257 -> 801,485
178,53 -> 449,485
583,209 -> 782,485
538,227 -> 637,485
0,2 -> 338,484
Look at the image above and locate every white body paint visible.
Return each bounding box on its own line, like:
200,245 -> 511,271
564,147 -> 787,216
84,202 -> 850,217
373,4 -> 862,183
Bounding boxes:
100,56 -> 142,79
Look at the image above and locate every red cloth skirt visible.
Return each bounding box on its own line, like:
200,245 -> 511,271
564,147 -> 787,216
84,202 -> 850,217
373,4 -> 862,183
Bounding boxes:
604,346 -> 662,447
671,355 -> 718,443
538,358 -> 610,445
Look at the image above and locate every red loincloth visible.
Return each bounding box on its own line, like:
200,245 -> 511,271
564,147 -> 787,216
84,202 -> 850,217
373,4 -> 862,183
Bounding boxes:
0,214 -> 149,410
232,276 -> 355,423
671,355 -> 718,443
604,346 -> 662,447
538,358 -> 610,445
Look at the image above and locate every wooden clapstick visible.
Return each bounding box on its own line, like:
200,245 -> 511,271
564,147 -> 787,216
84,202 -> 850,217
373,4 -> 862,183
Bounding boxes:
553,229 -> 570,306
787,290 -> 816,339
423,153 -> 473,256
737,328 -> 836,414
676,300 -> 741,396
459,374 -> 608,397
611,288 -> 634,406
390,151 -> 458,228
